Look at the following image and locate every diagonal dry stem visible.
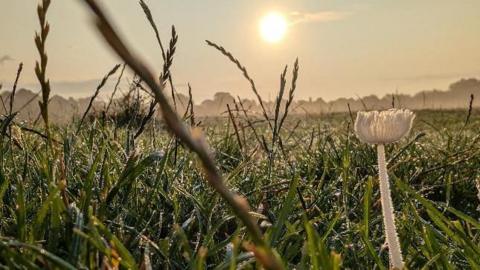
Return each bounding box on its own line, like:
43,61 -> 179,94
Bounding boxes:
80,1 -> 284,269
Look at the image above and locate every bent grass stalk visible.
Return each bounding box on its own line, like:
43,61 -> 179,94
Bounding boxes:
80,1 -> 284,269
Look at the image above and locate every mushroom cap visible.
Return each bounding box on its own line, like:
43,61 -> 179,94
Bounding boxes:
354,109 -> 415,144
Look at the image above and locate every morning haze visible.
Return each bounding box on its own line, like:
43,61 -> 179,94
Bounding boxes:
1,0 -> 480,101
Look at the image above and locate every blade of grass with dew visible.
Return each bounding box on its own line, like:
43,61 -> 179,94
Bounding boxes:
397,179 -> 480,265
361,177 -> 386,269
304,219 -> 342,270
269,174 -> 299,246
0,240 -> 77,270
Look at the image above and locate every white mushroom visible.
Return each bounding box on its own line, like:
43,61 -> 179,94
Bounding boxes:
355,109 -> 415,270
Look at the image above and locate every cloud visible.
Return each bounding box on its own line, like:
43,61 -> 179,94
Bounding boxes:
0,55 -> 14,65
289,11 -> 351,25
383,72 -> 480,82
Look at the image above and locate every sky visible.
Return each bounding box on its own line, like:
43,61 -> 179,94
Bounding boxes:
1,0 -> 480,101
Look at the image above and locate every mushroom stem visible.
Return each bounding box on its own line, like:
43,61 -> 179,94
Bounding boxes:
377,144 -> 404,269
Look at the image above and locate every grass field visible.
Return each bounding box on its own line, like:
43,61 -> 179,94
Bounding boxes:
0,0 -> 479,269
0,109 -> 479,269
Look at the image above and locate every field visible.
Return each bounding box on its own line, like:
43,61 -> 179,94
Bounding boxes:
1,0 -> 480,269
0,108 -> 479,269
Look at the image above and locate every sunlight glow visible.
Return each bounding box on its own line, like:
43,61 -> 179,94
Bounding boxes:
259,12 -> 287,43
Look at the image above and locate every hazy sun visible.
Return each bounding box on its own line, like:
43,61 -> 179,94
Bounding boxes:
260,12 -> 287,43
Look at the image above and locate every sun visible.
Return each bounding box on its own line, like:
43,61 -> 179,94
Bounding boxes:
259,11 -> 287,43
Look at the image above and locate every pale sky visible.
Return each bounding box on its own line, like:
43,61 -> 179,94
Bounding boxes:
1,0 -> 480,101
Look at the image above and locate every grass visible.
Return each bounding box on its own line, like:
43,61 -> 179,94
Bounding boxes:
0,0 -> 479,268
0,110 -> 479,269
